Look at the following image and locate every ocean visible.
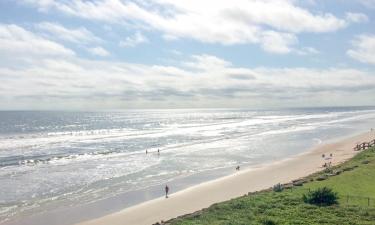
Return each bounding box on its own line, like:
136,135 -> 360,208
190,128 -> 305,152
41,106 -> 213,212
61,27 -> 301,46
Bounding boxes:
1,107 -> 375,224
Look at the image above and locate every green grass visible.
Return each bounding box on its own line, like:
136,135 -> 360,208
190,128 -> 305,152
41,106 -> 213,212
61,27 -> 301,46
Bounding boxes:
305,148 -> 375,203
167,147 -> 375,225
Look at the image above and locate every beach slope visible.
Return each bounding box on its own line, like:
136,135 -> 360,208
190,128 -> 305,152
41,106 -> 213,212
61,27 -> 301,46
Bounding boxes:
76,131 -> 374,225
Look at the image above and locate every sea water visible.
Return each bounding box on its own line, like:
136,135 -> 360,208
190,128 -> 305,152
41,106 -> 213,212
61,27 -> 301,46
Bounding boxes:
1,107 -> 375,224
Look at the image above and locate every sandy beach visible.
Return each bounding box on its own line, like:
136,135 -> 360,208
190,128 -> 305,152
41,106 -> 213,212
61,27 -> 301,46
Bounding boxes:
75,131 -> 375,225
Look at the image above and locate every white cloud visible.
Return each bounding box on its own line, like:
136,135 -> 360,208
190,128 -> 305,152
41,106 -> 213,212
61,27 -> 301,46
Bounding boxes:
184,54 -> 232,70
0,23 -> 74,58
260,31 -> 297,54
87,47 -> 110,57
347,34 -> 375,65
1,50 -> 374,109
345,12 -> 369,23
37,22 -> 102,44
22,0 -> 349,54
119,32 -> 148,47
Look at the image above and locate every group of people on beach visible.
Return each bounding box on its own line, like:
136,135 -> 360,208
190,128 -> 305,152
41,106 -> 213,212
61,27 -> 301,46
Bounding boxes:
160,149 -> 340,199
322,153 -> 333,168
160,129 -> 374,200
322,153 -> 333,158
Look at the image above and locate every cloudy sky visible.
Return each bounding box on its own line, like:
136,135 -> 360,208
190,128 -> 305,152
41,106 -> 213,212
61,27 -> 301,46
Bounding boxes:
0,0 -> 374,110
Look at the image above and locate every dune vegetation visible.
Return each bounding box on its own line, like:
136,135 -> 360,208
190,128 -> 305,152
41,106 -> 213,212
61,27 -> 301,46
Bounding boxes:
167,147 -> 375,225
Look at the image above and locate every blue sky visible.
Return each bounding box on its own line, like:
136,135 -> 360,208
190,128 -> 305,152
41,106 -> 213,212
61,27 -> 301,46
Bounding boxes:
0,0 -> 374,110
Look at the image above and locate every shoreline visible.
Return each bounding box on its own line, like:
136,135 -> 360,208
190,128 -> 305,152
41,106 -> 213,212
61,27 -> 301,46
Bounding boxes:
75,130 -> 375,225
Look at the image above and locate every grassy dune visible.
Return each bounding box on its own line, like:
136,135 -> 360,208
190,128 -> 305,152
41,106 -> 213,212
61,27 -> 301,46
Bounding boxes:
305,149 -> 375,202
168,147 -> 375,225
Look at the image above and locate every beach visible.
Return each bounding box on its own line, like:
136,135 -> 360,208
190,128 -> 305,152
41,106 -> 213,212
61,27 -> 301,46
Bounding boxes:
75,131 -> 374,225
2,109 -> 375,225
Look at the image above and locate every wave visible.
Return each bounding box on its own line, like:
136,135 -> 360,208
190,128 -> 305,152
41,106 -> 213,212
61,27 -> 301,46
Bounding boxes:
2,110 -> 375,165
2,109 -> 375,151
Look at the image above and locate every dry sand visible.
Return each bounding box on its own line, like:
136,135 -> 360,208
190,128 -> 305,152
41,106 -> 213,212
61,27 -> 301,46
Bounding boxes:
75,131 -> 375,225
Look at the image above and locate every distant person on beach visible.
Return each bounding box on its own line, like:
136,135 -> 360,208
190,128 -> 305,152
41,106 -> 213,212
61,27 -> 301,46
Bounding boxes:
146,150 -> 148,154
158,149 -> 160,155
236,166 -> 240,171
322,154 -> 325,158
165,185 -> 169,198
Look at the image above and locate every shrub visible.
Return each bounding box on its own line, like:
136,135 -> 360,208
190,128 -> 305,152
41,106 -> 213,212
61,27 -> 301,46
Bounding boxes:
324,167 -> 332,173
316,175 -> 328,181
273,183 -> 283,192
261,218 -> 277,225
293,181 -> 303,186
303,187 -> 338,206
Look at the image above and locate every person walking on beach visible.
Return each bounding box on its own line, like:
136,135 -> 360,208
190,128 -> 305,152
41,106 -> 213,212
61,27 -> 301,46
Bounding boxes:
165,185 -> 169,198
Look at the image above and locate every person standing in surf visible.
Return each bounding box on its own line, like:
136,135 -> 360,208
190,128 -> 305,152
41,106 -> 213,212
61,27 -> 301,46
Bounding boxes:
165,185 -> 169,198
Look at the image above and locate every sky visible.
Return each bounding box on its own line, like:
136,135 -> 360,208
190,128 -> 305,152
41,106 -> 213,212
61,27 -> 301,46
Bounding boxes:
0,0 -> 374,110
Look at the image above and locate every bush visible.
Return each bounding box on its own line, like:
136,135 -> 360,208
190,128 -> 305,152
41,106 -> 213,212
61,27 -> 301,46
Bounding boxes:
303,187 -> 338,206
316,175 -> 328,181
261,218 -> 277,225
293,182 -> 303,186
273,183 -> 283,192
324,167 -> 332,173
